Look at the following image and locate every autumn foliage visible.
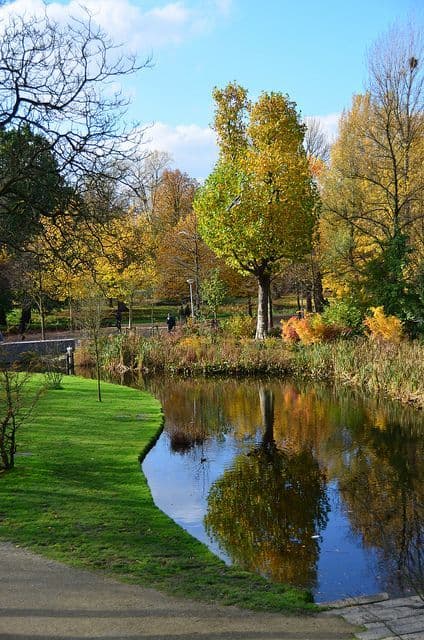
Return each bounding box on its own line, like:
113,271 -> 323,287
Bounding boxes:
281,314 -> 348,345
363,307 -> 404,343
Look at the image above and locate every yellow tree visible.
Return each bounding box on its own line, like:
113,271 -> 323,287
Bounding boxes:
35,212 -> 109,330
321,24 -> 424,321
95,212 -> 156,327
153,169 -> 197,232
195,83 -> 318,338
156,211 -> 217,310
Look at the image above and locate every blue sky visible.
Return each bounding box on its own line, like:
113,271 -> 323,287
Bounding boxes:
2,0 -> 423,177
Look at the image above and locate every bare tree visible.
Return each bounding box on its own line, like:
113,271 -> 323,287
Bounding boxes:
129,151 -> 171,219
365,22 -> 424,238
0,6 -> 151,248
304,117 -> 330,164
322,22 -> 424,316
0,369 -> 42,471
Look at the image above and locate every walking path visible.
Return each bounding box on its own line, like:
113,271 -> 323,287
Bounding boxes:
323,593 -> 424,640
1,543 -> 423,639
0,542 -> 356,640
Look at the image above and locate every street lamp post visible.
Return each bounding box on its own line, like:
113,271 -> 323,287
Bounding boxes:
186,278 -> 195,318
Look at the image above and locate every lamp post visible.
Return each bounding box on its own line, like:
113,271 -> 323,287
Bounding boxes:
186,278 -> 195,318
179,229 -> 201,314
66,345 -> 75,375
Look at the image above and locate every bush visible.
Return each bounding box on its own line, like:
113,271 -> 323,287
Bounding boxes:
222,315 -> 255,340
295,315 -> 326,344
321,299 -> 363,332
363,307 -> 404,343
42,360 -> 64,389
281,314 -> 348,345
281,316 -> 301,343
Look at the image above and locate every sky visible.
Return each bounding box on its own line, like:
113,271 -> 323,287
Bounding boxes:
1,0 -> 423,179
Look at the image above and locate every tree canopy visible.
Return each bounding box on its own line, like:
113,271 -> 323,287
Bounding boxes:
195,83 -> 319,338
321,24 -> 424,324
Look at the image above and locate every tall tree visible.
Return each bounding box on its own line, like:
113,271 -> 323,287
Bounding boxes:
195,83 -> 318,338
0,127 -> 70,251
322,24 -> 424,320
154,169 -> 197,231
0,6 -> 149,251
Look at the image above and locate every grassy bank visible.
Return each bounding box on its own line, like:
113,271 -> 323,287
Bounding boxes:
0,375 -> 314,612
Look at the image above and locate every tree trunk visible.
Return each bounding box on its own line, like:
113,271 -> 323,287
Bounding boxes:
306,288 -> 313,313
255,272 -> 270,340
268,289 -> 274,328
313,269 -> 327,312
68,295 -> 73,331
18,302 -> 31,336
94,337 -> 102,403
39,297 -> 46,341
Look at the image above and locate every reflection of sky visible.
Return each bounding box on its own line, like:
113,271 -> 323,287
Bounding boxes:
142,431 -> 243,564
314,481 -> 382,602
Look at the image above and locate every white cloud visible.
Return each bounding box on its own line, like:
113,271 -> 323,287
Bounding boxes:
145,112 -> 342,180
307,112 -> 341,142
211,0 -> 232,16
145,122 -> 217,179
0,0 -> 229,51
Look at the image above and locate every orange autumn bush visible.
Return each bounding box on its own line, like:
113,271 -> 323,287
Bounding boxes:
282,314 -> 350,345
363,307 -> 404,343
281,316 -> 301,343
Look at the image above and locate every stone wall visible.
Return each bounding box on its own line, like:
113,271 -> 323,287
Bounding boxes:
0,339 -> 76,365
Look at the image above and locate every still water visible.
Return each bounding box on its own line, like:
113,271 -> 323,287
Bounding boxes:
139,376 -> 423,603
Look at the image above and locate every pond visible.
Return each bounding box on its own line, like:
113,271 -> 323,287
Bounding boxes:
138,376 -> 423,603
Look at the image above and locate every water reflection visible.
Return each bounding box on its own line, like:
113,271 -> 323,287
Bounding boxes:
139,375 -> 424,601
205,387 -> 329,589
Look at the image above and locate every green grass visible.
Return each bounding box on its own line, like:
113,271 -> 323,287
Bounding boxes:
5,305 -> 181,333
0,375 -> 315,612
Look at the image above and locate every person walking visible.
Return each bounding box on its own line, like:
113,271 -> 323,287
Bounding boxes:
166,313 -> 176,332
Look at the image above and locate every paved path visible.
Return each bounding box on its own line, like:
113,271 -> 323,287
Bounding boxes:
0,543 -> 356,640
323,593 -> 424,640
2,542 -> 423,639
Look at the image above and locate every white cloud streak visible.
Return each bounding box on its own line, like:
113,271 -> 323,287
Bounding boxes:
147,112 -> 341,179
0,0 -> 231,51
307,112 -> 341,142
146,122 -> 218,180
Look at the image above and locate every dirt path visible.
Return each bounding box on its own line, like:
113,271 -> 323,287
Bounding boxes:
0,542 -> 357,640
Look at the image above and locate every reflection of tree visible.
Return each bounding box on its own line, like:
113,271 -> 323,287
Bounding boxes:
338,420 -> 424,599
146,378 -> 229,454
205,387 -> 329,588
141,374 -> 423,594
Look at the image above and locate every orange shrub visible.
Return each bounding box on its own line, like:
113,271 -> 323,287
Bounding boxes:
281,316 -> 301,343
282,314 -> 350,345
363,307 -> 403,343
296,314 -> 329,344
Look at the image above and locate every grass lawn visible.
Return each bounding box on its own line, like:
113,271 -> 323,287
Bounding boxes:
0,375 -> 315,612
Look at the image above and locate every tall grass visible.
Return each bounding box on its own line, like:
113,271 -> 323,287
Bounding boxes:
292,338 -> 424,408
97,330 -> 293,376
92,330 -> 424,409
